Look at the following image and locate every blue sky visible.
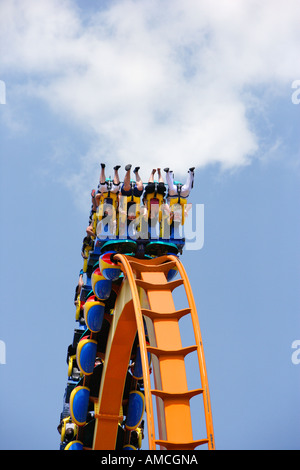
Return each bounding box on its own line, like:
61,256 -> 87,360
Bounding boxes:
0,0 -> 299,450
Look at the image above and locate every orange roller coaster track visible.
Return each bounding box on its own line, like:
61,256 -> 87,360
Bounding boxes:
91,254 -> 215,451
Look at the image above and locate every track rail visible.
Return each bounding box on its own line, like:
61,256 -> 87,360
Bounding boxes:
91,254 -> 214,450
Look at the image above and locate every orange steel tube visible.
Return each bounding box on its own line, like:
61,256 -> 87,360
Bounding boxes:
140,270 -> 194,446
92,297 -> 137,449
167,255 -> 215,450
92,254 -> 214,451
114,254 -> 156,450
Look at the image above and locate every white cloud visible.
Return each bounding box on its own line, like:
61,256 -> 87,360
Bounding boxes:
1,0 -> 300,187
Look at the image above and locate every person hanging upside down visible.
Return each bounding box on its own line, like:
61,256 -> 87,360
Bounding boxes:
95,163 -> 121,205
121,164 -> 144,197
141,168 -> 166,220
143,168 -> 166,199
164,167 -> 195,198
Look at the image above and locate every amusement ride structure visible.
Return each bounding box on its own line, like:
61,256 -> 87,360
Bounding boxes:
58,166 -> 215,451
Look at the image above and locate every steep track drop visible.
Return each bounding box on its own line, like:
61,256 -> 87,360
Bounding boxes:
91,254 -> 215,450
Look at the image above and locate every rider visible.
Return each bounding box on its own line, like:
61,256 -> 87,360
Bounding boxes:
164,167 -> 195,198
163,167 -> 195,231
119,164 -> 144,227
143,168 -> 166,200
141,168 -> 166,220
95,163 -> 121,204
121,164 -> 144,198
93,164 -> 121,237
74,269 -> 84,307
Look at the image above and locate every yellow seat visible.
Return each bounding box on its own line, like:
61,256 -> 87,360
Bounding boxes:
82,244 -> 92,272
145,192 -> 164,222
119,194 -> 141,225
60,417 -> 78,443
96,192 -> 118,219
136,426 -> 143,448
169,196 -> 187,225
95,193 -> 118,237
68,354 -> 76,378
75,296 -> 81,321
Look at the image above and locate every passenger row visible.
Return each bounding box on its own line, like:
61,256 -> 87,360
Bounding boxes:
86,164 -> 195,240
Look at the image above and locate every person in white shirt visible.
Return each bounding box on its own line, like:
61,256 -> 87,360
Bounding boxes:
164,167 -> 195,198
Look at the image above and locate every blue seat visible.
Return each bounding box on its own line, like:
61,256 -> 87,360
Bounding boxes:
76,339 -> 97,376
125,391 -> 145,431
64,440 -> 84,450
84,299 -> 105,333
70,386 -> 90,426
